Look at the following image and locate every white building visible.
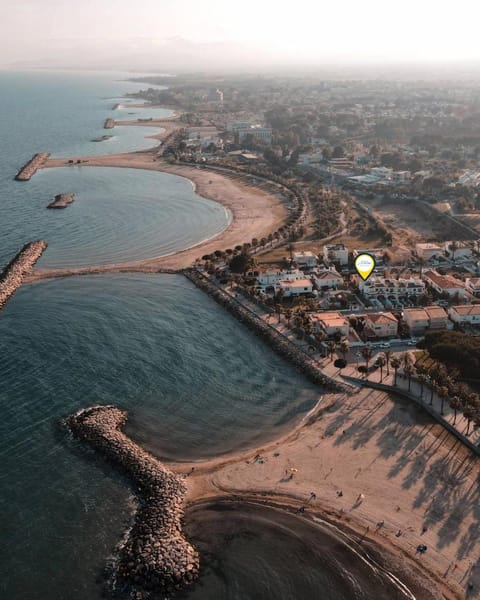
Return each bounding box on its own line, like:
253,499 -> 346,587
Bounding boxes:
415,243 -> 444,261
293,251 -> 318,269
359,276 -> 425,299
311,312 -> 349,337
313,268 -> 343,290
466,277 -> 480,297
444,241 -> 473,260
257,268 -> 305,291
237,125 -> 272,144
323,243 -> 349,266
422,270 -> 465,299
448,305 -> 480,326
279,279 -> 313,298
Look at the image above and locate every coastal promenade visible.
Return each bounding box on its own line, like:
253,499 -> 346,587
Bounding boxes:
0,241 -> 48,311
68,405 -> 199,596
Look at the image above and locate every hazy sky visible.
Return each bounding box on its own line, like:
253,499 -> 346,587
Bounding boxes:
2,0 -> 480,69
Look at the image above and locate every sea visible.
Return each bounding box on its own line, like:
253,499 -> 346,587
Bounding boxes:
0,71 -> 417,599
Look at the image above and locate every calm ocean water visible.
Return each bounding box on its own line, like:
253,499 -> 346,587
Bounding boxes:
0,72 -> 415,599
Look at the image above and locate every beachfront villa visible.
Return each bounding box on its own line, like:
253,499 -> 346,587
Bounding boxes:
257,268 -> 306,291
278,278 -> 313,298
311,311 -> 349,337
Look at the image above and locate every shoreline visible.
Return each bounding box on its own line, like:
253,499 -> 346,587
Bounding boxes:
25,153 -> 286,281
11,98 -> 474,599
170,386 -> 479,600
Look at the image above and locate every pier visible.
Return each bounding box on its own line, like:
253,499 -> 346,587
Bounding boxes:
47,193 -> 75,209
14,153 -> 50,181
0,241 -> 48,311
68,405 -> 199,596
104,118 -> 115,129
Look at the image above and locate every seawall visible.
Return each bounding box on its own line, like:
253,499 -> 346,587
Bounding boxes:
15,153 -> 50,181
183,269 -> 349,393
68,405 -> 200,596
0,241 -> 48,311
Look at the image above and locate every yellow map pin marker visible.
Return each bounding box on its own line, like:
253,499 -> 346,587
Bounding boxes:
354,253 -> 376,281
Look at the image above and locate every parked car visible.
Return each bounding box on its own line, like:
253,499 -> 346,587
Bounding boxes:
379,342 -> 391,348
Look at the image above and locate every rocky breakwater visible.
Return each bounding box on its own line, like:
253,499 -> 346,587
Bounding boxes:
15,152 -> 50,181
68,405 -> 200,597
104,118 -> 115,129
47,193 -> 75,209
0,241 -> 48,311
184,269 -> 349,393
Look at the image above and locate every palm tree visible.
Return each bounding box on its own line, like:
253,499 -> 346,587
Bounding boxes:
438,385 -> 449,416
377,354 -> 387,382
326,340 -> 337,362
449,395 -> 462,425
391,357 -> 401,386
464,404 -> 476,436
384,350 -> 392,376
430,380 -> 439,406
285,309 -> 293,327
339,339 -> 349,362
361,346 -> 374,378
404,362 -> 415,392
418,373 -> 427,399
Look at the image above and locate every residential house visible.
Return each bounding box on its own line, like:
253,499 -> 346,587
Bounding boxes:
311,312 -> 349,337
359,276 -> 425,299
403,306 -> 449,334
278,279 -> 313,298
364,312 -> 398,339
444,241 -> 473,260
313,268 -> 343,290
257,268 -> 305,291
448,305 -> 480,326
415,243 -> 444,261
323,243 -> 349,266
293,251 -> 318,269
422,270 -> 465,299
466,277 -> 480,297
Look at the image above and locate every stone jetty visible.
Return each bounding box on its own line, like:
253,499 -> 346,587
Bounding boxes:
68,405 -> 200,597
0,241 -> 48,311
184,269 -> 349,393
47,193 -> 75,209
104,118 -> 115,129
15,152 -> 50,181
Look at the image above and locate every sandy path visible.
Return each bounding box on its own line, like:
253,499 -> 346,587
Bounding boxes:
171,387 -> 480,600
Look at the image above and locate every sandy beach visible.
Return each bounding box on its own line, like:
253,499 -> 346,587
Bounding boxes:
169,387 -> 480,600
23,112 -> 479,599
28,144 -> 285,282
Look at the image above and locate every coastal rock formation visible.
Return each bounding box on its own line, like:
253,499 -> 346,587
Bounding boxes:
47,193 -> 75,209
0,241 -> 48,311
15,152 -> 50,181
68,406 -> 199,597
184,269 -> 348,393
104,118 -> 115,129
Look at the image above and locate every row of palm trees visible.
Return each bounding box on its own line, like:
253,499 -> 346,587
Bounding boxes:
360,349 -> 480,437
